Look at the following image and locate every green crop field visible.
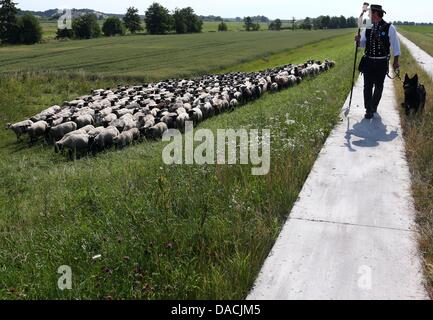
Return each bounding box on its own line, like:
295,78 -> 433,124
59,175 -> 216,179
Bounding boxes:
398,25 -> 433,57
201,21 -> 270,32
40,19 -> 276,38
0,29 -> 351,79
0,30 -> 356,299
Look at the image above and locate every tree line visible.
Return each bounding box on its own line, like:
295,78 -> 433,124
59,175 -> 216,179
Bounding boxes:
60,3 -> 204,39
0,0 -> 42,44
0,1 -> 204,44
300,15 -> 358,30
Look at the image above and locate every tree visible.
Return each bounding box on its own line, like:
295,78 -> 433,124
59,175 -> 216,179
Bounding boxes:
56,27 -> 74,39
244,16 -> 253,31
102,16 -> 125,36
346,16 -> 357,28
72,13 -> 101,39
329,16 -> 340,29
218,21 -> 228,32
0,0 -> 19,44
173,7 -> 202,34
144,2 -> 173,35
322,15 -> 331,29
338,15 -> 347,28
17,14 -> 42,44
252,22 -> 260,31
269,18 -> 282,31
123,7 -> 143,34
301,17 -> 313,30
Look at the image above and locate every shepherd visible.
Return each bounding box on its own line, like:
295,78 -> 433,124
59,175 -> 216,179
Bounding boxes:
355,4 -> 401,119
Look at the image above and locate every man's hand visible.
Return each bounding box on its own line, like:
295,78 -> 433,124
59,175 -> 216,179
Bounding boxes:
393,56 -> 400,70
355,34 -> 361,44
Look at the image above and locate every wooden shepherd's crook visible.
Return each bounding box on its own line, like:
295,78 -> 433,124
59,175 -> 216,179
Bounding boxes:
348,2 -> 370,111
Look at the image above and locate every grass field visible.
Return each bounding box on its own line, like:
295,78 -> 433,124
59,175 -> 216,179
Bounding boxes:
0,29 -> 351,80
398,25 -> 433,57
0,31 -> 356,299
394,43 -> 433,298
40,20 -> 279,38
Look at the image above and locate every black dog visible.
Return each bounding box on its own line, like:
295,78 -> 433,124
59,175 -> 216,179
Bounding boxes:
402,74 -> 426,116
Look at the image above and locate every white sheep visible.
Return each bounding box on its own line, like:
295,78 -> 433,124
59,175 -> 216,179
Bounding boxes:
55,133 -> 89,160
48,121 -> 78,142
92,126 -> 120,152
74,114 -> 94,128
28,121 -> 49,142
5,120 -> 33,141
114,130 -> 134,148
31,105 -> 61,122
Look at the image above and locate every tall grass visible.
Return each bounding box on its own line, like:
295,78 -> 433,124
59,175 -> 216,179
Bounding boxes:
394,43 -> 433,298
0,33 -> 355,299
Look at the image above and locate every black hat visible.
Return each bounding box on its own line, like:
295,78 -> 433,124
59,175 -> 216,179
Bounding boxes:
370,4 -> 387,14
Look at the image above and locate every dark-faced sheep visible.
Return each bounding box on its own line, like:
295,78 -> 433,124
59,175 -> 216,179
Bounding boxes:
146,122 -> 168,140
91,126 -> 120,153
176,113 -> 190,132
188,108 -> 203,125
114,130 -> 134,148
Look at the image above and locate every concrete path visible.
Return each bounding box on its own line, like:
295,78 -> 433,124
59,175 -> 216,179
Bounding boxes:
247,74 -> 428,300
398,32 -> 433,77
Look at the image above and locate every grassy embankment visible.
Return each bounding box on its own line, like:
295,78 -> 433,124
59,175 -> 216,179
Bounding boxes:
398,25 -> 433,56
0,31 -> 355,299
394,40 -> 433,298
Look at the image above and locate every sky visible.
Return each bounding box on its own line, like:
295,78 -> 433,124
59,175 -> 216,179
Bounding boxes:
15,0 -> 433,23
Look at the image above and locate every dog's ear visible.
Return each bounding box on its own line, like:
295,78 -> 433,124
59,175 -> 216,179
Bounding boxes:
404,73 -> 409,82
413,74 -> 418,84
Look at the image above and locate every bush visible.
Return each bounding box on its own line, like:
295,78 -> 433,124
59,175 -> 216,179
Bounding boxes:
173,7 -> 202,34
56,27 -> 74,39
218,21 -> 228,32
0,0 -> 19,44
102,17 -> 125,36
244,17 -> 260,32
123,7 -> 143,34
269,19 -> 282,31
72,13 -> 101,39
144,2 -> 173,35
17,14 -> 42,44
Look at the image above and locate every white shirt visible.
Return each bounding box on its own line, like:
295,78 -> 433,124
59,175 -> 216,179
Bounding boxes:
359,23 -> 401,57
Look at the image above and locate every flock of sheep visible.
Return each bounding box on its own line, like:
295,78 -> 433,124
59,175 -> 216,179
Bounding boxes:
6,59 -> 335,159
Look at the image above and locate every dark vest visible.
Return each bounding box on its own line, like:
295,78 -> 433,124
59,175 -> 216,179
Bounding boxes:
365,20 -> 391,57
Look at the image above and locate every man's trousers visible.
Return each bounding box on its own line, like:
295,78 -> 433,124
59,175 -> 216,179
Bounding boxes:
363,58 -> 389,113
